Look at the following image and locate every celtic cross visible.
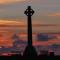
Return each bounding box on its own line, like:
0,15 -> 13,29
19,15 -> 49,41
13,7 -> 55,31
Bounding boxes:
24,6 -> 34,46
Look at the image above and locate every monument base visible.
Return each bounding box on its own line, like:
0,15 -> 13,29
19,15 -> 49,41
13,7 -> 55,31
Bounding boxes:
23,45 -> 37,56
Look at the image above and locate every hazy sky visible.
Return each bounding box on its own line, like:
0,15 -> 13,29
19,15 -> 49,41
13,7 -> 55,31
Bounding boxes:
0,0 -> 60,24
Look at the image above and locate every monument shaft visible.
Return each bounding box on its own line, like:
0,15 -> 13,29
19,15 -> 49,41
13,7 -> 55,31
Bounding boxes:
23,6 -> 37,56
28,15 -> 32,46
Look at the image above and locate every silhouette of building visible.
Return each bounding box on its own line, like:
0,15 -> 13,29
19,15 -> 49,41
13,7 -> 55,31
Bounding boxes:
23,6 -> 37,56
49,52 -> 54,56
39,50 -> 48,56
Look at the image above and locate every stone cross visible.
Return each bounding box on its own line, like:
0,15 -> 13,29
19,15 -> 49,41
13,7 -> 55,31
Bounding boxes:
24,6 -> 34,46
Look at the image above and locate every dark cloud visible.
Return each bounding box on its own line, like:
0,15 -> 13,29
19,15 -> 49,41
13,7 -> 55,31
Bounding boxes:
48,44 -> 60,50
36,33 -> 57,41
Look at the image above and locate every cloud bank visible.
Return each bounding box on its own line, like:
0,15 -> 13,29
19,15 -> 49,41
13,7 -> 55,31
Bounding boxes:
48,13 -> 60,17
0,0 -> 27,4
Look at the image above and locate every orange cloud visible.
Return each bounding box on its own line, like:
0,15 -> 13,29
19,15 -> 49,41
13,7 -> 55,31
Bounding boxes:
0,0 -> 27,4
0,20 -> 26,25
0,20 -> 28,28
48,13 -> 60,16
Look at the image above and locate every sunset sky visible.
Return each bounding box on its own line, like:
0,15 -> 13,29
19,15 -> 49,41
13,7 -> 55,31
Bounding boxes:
0,0 -> 59,32
0,0 -> 60,55
0,0 -> 60,24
